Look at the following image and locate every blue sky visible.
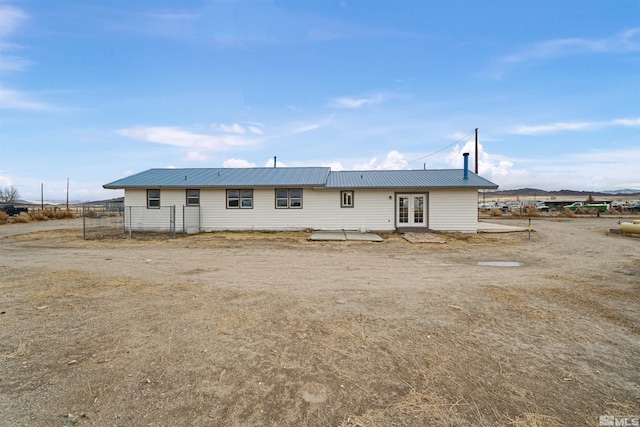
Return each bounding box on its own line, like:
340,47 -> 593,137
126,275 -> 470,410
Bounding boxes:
0,0 -> 638,202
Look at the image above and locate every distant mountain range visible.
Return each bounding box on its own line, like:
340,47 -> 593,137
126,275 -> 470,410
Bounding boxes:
484,188 -> 640,198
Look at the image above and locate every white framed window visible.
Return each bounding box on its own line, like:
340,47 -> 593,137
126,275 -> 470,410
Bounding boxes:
275,189 -> 303,209
186,189 -> 200,206
227,189 -> 253,209
147,189 -> 160,209
341,190 -> 354,208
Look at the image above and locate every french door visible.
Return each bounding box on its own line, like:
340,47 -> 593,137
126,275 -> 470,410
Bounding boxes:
397,194 -> 426,228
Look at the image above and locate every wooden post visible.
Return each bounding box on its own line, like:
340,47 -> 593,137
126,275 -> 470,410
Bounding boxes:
475,128 -> 479,174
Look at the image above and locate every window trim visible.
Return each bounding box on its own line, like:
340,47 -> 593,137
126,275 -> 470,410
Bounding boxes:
340,190 -> 354,208
227,189 -> 253,209
275,188 -> 303,209
147,189 -> 160,209
186,189 -> 200,206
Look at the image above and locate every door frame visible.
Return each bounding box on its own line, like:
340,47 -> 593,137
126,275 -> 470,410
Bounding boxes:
395,193 -> 428,229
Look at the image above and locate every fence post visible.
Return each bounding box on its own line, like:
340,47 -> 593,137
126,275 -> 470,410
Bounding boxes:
82,205 -> 86,240
170,205 -> 176,239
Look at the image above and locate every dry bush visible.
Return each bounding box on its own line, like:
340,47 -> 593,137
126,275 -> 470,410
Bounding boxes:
0,211 -> 8,224
84,210 -> 99,218
525,207 -> 541,217
28,211 -> 49,221
489,207 -> 503,217
12,213 -> 31,223
557,208 -> 576,218
55,210 -> 75,219
576,207 -> 597,215
39,209 -> 55,219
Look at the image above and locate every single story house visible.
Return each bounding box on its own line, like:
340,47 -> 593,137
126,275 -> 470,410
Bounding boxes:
103,155 -> 498,233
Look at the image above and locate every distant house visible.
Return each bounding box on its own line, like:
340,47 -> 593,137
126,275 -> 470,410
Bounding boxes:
103,156 -> 497,233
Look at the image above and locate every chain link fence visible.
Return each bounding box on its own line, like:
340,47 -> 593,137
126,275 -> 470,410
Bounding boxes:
82,205 -> 200,239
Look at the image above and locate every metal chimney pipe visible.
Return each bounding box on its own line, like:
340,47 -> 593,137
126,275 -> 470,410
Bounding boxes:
463,153 -> 469,180
274,156 -> 277,168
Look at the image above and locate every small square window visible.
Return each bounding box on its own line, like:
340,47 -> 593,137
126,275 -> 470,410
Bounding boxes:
147,189 -> 160,209
186,189 -> 200,206
341,191 -> 354,208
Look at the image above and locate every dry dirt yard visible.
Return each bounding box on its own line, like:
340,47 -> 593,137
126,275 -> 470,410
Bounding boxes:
1,217 -> 638,426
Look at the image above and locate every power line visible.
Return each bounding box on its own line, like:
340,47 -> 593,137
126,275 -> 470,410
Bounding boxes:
408,130 -> 475,164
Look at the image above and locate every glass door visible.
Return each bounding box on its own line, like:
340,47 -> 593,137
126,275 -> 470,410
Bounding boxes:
397,194 -> 426,227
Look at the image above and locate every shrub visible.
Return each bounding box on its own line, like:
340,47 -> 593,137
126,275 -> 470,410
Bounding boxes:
85,210 -> 99,218
0,211 -> 8,224
28,211 -> 49,221
41,209 -> 55,219
558,208 -> 576,218
55,210 -> 75,219
489,207 -> 503,217
12,213 -> 31,223
525,206 -> 541,217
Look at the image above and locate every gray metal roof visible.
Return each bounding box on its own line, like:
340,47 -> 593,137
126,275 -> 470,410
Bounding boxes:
103,167 -> 331,189
104,167 -> 498,190
326,169 -> 498,189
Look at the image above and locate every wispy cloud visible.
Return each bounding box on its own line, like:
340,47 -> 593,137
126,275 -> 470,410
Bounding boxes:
509,118 -> 640,135
353,150 -> 409,170
117,126 -> 257,151
0,86 -> 54,110
331,93 -> 383,109
505,28 -> 640,64
0,4 -> 27,37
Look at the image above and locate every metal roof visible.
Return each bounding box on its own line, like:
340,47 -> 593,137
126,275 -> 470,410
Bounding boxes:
104,167 -> 498,190
103,167 -> 331,189
326,169 -> 498,189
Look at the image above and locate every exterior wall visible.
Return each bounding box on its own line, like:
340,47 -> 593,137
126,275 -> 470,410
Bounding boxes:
428,189 -> 478,233
123,188 -> 478,233
199,188 -> 395,231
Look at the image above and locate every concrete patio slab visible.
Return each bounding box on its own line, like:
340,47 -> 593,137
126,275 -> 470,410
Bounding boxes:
344,231 -> 384,242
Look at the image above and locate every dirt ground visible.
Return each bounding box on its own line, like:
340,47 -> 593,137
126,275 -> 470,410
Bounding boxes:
1,217 -> 638,426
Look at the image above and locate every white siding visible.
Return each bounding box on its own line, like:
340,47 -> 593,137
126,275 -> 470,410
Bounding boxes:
199,188 -> 395,231
124,188 -> 478,233
428,190 -> 478,233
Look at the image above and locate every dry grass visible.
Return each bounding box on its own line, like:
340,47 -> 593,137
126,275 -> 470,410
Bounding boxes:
489,207 -> 503,217
11,213 -> 30,223
557,208 -> 576,218
0,211 -> 8,223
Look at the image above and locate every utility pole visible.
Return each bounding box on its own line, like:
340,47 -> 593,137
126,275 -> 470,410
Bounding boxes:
41,183 -> 44,210
475,128 -> 479,174
66,178 -> 69,209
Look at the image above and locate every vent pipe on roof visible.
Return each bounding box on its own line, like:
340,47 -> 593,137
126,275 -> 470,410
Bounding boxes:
274,156 -> 277,168
463,153 -> 469,180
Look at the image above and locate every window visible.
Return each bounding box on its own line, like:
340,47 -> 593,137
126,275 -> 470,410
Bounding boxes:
341,190 -> 354,208
147,189 -> 160,208
186,189 -> 200,206
227,189 -> 253,209
275,188 -> 303,209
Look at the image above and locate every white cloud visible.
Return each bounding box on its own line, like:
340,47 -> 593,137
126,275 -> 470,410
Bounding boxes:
331,93 -> 383,109
291,123 -> 320,134
0,174 -> 13,187
248,126 -> 263,135
117,126 -> 256,151
509,118 -> 640,135
505,28 -> 640,64
264,158 -> 287,168
186,151 -> 209,162
354,150 -> 409,170
0,5 -> 27,37
446,141 -> 527,187
217,123 -> 246,134
223,158 -> 256,168
0,86 -> 53,110
322,161 -> 345,171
